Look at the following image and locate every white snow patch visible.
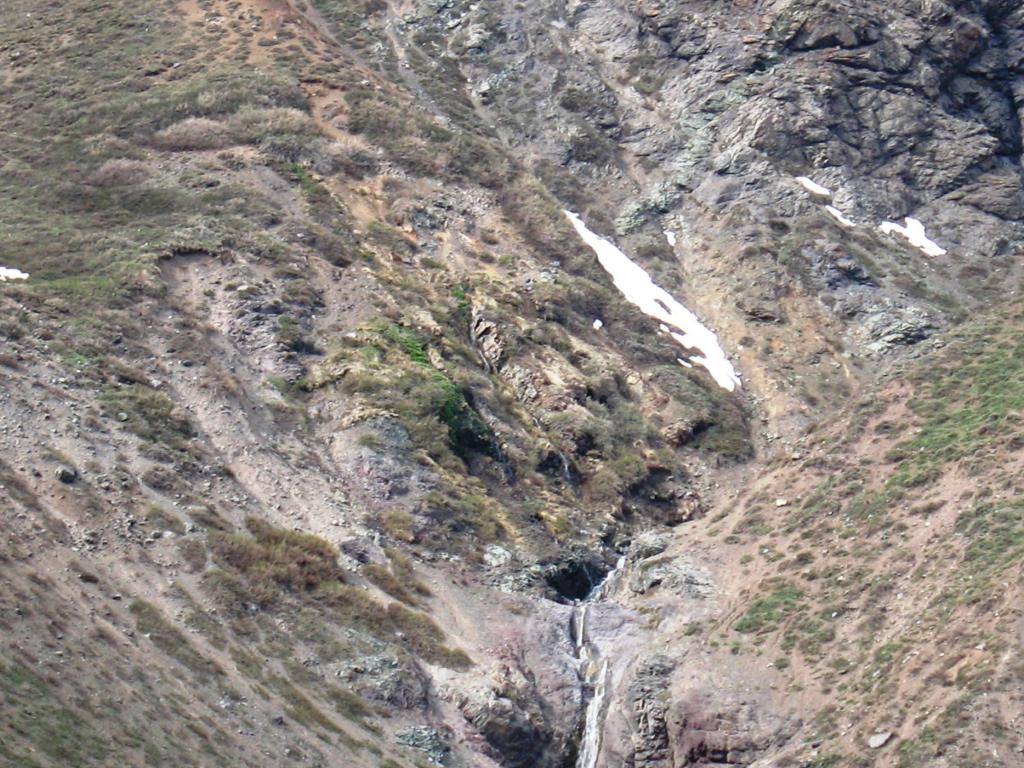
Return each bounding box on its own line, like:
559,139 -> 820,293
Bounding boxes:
593,319 -> 603,330
564,211 -> 740,391
677,358 -> 693,369
825,205 -> 856,228
663,230 -> 677,246
796,176 -> 832,197
0,267 -> 29,282
878,217 -> 947,257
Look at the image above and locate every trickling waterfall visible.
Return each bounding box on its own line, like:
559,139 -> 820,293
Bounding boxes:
577,654 -> 610,768
572,557 -> 626,768
558,450 -> 580,490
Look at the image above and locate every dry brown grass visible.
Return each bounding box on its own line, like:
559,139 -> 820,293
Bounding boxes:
209,516 -> 342,598
228,106 -> 316,142
86,158 -> 153,187
151,117 -> 235,151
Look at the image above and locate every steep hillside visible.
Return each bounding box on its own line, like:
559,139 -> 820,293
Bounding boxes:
0,1 -> 1021,767
600,306 -> 1024,767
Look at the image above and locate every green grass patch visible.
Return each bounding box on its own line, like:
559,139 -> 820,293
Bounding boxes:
338,321 -> 498,465
129,600 -> 223,682
100,384 -> 194,448
0,0 -> 315,320
0,661 -> 111,766
734,581 -> 804,634
888,323 -> 1024,483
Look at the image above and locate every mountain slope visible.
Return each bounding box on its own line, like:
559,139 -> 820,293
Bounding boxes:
599,306 -> 1024,767
0,0 -> 1022,767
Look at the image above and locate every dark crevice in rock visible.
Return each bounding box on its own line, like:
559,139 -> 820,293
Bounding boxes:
536,448 -> 582,490
544,556 -> 611,603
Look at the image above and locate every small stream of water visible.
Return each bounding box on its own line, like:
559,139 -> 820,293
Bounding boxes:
572,557 -> 626,768
560,210 -> 738,765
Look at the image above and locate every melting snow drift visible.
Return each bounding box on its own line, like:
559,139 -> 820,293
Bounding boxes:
825,205 -> 856,228
796,176 -> 832,197
794,171 -> 948,257
564,211 -> 740,391
879,217 -> 947,257
0,267 -> 29,282
663,230 -> 677,247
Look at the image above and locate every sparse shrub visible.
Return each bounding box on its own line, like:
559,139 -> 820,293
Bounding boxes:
276,316 -> 318,354
386,548 -> 432,596
100,384 -> 193,448
365,220 -> 416,256
188,504 -> 230,531
145,503 -> 186,534
382,510 -> 417,543
331,133 -> 379,178
228,106 -> 315,143
86,158 -> 152,187
178,538 -> 208,573
558,87 -> 598,113
567,123 -> 615,165
208,517 -> 342,606
268,675 -> 341,734
324,684 -> 373,725
445,132 -> 511,186
586,452 -> 652,505
260,133 -> 335,169
364,563 -> 420,605
364,549 -> 432,606
386,603 -> 472,669
422,491 -> 506,544
497,174 -> 578,266
632,70 -> 665,96
793,617 -> 835,657
141,465 -> 186,495
313,582 -> 472,670
346,93 -> 406,141
204,567 -> 277,611
545,407 -> 610,457
151,117 -> 233,151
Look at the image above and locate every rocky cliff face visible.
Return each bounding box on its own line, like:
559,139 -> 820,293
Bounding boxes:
0,0 -> 1022,767
397,0 -> 1024,429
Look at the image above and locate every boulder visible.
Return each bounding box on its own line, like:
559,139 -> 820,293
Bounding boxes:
868,731 -> 893,749
628,531 -> 669,561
